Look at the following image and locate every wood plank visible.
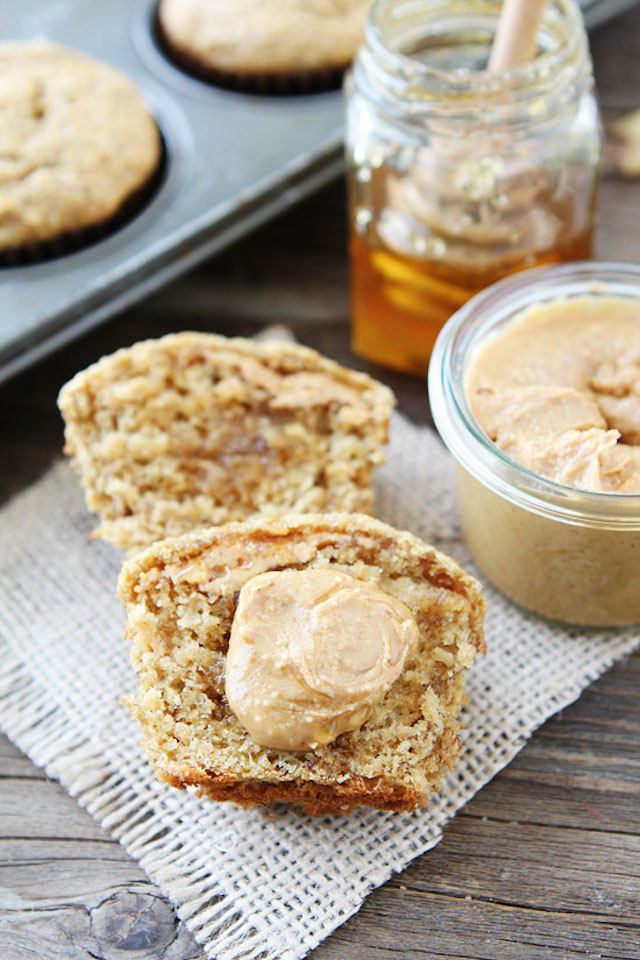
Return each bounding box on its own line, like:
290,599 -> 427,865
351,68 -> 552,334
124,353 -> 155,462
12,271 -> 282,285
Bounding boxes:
0,780 -> 117,842
0,769 -> 201,959
313,887 -> 638,960
0,836 -> 125,862
1,890 -> 201,960
395,818 -> 640,914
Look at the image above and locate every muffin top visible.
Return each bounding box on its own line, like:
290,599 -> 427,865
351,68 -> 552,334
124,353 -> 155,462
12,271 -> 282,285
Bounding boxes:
0,40 -> 161,252
158,0 -> 373,75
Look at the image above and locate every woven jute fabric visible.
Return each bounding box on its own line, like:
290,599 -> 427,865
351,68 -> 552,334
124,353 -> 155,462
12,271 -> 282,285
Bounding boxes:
1,411 -> 638,960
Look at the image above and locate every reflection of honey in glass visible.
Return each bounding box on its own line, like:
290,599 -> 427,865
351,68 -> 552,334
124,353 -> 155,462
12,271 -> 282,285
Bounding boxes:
349,156 -> 596,375
350,227 -> 593,375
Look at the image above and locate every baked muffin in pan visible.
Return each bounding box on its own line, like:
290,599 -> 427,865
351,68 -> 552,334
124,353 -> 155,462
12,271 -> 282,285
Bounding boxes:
156,0 -> 373,93
0,40 -> 163,265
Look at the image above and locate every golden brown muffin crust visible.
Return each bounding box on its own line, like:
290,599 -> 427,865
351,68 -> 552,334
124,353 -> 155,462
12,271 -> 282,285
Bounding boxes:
0,40 -> 161,252
119,513 -> 486,815
158,0 -> 373,75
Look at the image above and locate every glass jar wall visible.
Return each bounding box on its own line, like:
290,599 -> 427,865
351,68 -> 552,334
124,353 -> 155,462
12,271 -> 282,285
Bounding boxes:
429,262 -> 640,627
346,0 -> 602,374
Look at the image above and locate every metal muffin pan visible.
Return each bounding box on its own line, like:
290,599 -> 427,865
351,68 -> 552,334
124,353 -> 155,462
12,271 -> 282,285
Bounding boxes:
0,0 -> 634,384
0,0 -> 346,382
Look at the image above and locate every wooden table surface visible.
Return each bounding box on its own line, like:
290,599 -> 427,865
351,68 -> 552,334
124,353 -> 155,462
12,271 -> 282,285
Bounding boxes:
2,10 -> 640,960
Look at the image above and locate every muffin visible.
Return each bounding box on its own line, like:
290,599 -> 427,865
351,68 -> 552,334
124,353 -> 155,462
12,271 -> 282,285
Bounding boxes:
58,332 -> 395,552
156,0 -> 373,93
0,40 -> 163,263
119,513 -> 486,815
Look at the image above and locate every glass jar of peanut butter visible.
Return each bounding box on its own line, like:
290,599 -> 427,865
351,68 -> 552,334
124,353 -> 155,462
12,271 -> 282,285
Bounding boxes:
429,262 -> 640,628
346,0 -> 601,375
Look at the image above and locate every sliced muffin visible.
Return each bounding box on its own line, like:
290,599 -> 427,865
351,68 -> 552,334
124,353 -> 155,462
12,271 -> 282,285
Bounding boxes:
58,332 -> 395,551
157,0 -> 373,93
0,40 -> 162,262
119,513 -> 486,815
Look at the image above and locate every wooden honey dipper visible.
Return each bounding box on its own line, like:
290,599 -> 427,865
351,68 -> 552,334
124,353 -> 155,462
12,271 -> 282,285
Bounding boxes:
489,0 -> 548,72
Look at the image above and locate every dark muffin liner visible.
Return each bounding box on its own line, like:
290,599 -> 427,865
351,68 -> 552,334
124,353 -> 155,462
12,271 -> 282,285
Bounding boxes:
0,130 -> 168,268
154,9 -> 347,96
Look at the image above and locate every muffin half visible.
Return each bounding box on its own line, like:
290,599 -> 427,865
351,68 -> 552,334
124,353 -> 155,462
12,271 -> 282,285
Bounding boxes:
0,40 -> 162,263
58,332 -> 395,551
119,513 -> 486,815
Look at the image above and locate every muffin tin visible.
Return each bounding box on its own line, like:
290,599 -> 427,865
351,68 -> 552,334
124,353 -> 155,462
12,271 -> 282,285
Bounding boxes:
0,0 -> 633,383
0,0 -> 345,382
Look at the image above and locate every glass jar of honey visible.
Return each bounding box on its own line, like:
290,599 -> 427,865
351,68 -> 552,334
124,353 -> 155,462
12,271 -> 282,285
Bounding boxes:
345,0 -> 602,374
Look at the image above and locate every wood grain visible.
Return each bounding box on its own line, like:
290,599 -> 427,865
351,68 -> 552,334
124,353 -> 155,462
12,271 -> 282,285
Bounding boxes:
1,7 -> 639,960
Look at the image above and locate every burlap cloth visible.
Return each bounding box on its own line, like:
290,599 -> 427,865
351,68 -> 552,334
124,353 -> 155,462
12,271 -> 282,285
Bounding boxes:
1,411 -> 638,960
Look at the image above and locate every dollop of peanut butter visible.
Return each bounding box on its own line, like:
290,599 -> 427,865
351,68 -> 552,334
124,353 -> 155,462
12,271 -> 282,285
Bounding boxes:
225,568 -> 419,752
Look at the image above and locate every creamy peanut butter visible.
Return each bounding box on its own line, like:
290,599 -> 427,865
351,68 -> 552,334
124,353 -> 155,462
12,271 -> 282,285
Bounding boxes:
466,296 -> 640,493
225,568 -> 418,751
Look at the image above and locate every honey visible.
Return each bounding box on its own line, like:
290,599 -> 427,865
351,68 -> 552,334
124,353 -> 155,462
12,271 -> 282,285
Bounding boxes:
345,0 -> 602,376
350,222 -> 593,375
